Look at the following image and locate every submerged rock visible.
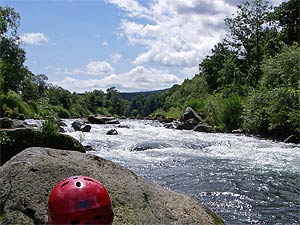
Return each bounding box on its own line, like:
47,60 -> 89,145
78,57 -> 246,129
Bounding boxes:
0,147 -> 223,225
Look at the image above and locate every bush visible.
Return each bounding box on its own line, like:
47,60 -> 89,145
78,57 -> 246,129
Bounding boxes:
242,88 -> 299,139
53,105 -> 71,118
0,91 -> 36,118
185,98 -> 205,113
261,44 -> 300,89
40,117 -> 59,137
219,94 -> 243,132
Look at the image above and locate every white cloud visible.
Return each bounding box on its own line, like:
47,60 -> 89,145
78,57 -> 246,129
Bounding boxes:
106,0 -> 236,68
20,33 -> 48,45
110,53 -> 122,63
86,61 -> 114,75
56,61 -> 114,76
102,41 -> 109,46
53,66 -> 181,93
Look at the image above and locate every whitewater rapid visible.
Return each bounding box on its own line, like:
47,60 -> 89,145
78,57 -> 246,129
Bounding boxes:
64,119 -> 300,224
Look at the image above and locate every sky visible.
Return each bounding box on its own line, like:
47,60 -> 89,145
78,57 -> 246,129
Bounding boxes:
1,0 -> 285,93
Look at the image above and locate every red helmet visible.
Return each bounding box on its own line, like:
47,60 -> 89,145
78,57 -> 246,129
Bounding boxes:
48,175 -> 114,225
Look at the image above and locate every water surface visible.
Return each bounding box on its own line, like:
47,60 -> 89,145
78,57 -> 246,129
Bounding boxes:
65,119 -> 300,224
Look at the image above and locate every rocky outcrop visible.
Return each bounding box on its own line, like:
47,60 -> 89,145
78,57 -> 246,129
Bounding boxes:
175,107 -> 216,133
0,147 -> 224,225
0,128 -> 85,166
88,115 -> 120,125
184,107 -> 204,123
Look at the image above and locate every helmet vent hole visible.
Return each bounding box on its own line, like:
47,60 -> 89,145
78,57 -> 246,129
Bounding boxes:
75,182 -> 81,187
94,215 -> 102,220
84,178 -> 94,182
70,219 -> 80,224
60,181 -> 69,188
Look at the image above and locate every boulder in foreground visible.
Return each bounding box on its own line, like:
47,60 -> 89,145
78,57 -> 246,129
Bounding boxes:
0,147 -> 224,225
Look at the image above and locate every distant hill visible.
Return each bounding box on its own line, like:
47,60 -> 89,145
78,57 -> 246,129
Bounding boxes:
120,89 -> 169,101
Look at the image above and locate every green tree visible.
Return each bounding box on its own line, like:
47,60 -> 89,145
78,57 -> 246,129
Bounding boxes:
200,42 -> 234,92
270,0 -> 300,45
106,87 -> 127,116
0,6 -> 27,93
224,0 -> 272,86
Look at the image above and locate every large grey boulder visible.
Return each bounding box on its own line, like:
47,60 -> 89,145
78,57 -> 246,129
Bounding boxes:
0,147 -> 223,225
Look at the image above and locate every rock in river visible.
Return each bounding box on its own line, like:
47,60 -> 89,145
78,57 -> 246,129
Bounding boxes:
0,147 -> 223,225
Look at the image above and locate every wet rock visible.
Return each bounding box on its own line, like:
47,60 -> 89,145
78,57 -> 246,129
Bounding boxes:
0,117 -> 13,128
71,119 -> 86,131
57,120 -> 67,127
284,135 -> 298,144
88,115 -> 117,124
0,147 -> 223,225
106,129 -> 118,135
176,119 -> 198,130
117,124 -> 130,129
84,145 -> 94,151
164,120 -> 180,129
81,124 -> 91,132
0,117 -> 29,129
130,142 -> 169,152
193,124 -> 216,133
71,119 -> 91,132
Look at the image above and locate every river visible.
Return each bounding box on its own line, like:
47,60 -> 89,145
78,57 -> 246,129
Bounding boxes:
64,119 -> 300,225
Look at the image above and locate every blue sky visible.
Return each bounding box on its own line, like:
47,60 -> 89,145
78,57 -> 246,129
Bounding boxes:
1,0 -> 284,93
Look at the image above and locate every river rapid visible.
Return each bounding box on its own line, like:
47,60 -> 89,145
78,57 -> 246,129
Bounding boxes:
64,119 -> 300,225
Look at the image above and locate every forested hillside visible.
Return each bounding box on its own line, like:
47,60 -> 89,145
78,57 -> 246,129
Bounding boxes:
0,0 -> 299,142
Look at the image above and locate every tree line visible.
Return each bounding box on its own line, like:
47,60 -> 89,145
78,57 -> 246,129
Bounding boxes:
0,0 -> 299,142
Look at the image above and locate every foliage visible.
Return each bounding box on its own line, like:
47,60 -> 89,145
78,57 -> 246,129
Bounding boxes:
260,44 -> 300,89
243,43 -> 300,139
0,6 -> 28,93
40,117 -> 59,137
269,0 -> 300,45
0,91 -> 36,118
0,131 -> 11,144
243,88 -> 299,138
219,94 -> 243,132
